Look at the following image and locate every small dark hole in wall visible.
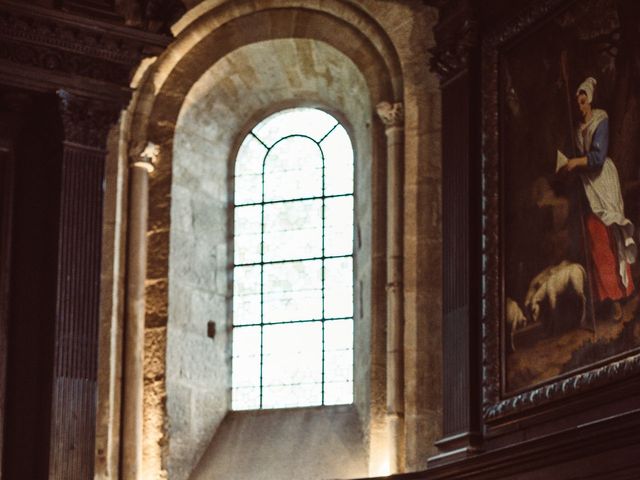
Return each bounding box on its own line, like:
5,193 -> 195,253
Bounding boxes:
207,321 -> 216,339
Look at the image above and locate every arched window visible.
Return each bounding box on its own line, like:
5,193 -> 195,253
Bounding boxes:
232,108 -> 354,410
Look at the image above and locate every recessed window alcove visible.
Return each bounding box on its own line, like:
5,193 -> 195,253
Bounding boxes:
167,39 -> 374,480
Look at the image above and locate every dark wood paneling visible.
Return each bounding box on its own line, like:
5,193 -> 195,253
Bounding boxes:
48,144 -> 105,478
2,93 -> 62,480
360,406 -> 640,479
0,145 -> 14,478
0,3 -> 168,477
442,75 -> 471,437
430,0 -> 640,475
438,64 -> 483,457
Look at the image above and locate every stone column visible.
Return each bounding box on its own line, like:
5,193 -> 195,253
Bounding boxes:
376,101 -> 405,473
122,141 -> 158,480
49,90 -> 121,479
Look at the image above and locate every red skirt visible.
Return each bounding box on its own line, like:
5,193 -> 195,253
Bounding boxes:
585,213 -> 634,301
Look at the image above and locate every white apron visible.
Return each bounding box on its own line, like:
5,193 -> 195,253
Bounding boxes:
577,109 -> 636,288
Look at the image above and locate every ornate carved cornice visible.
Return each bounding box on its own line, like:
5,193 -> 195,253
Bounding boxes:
0,36 -> 133,86
376,101 -> 404,129
429,18 -> 478,82
0,2 -> 169,94
58,90 -> 121,149
428,1 -> 479,83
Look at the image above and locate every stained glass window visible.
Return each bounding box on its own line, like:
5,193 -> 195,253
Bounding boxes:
232,108 -> 354,410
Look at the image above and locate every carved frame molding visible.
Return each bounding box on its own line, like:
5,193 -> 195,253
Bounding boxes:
0,2 -> 168,94
481,0 -> 640,423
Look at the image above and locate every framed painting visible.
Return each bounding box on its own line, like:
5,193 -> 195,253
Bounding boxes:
482,0 -> 640,421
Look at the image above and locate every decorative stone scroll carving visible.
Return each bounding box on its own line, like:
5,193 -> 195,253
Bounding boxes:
429,14 -> 479,82
0,9 -> 140,64
58,90 -> 121,149
376,101 -> 404,129
429,18 -> 478,81
0,4 -> 169,88
134,141 -> 159,172
0,38 -> 132,85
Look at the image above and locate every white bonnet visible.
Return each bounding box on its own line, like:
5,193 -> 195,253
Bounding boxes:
576,77 -> 597,104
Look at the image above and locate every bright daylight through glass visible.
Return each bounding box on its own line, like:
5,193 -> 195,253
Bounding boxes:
232,108 -> 354,410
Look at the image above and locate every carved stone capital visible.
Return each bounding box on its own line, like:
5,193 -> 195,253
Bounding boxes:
58,90 -> 121,149
429,16 -> 479,82
376,102 -> 404,129
132,141 -> 159,172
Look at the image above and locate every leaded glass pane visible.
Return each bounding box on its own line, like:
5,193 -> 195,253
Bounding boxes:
235,133 -> 266,176
324,382 -> 353,405
324,350 -> 353,384
234,129 -> 266,206
263,260 -> 322,323
324,257 -> 353,319
233,266 -> 260,325
322,125 -> 354,196
262,322 -> 322,385
232,387 -> 260,410
262,384 -> 323,409
325,319 -> 353,351
232,108 -> 355,409
253,108 -> 338,146
325,196 -> 354,257
232,325 -> 261,360
263,136 -> 322,201
234,205 -> 262,264
262,322 -> 323,408
263,200 -> 322,261
232,326 -> 261,408
232,355 -> 261,388
234,174 -> 262,205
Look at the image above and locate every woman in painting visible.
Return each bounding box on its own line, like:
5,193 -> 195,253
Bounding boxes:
561,77 -> 637,316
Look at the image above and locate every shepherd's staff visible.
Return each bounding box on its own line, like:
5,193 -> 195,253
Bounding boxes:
560,51 -> 597,333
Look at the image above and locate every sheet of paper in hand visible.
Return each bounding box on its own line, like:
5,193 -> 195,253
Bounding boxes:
556,150 -> 568,173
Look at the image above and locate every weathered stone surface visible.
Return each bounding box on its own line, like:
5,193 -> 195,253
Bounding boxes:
146,229 -> 170,280
143,327 -> 169,479
191,406 -> 368,480
145,279 -> 169,328
166,383 -> 192,438
121,1 -> 442,478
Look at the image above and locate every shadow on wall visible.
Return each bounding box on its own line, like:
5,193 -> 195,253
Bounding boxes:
189,405 -> 368,480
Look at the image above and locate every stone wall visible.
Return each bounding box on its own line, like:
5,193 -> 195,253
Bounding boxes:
167,106 -> 231,479
119,1 -> 442,478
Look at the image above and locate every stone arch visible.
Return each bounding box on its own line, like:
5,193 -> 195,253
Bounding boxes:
132,0 -> 403,148
124,2 -> 406,479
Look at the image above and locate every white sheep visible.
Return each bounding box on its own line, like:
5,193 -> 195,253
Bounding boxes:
528,262 -> 586,330
506,297 -> 528,351
524,260 -> 570,315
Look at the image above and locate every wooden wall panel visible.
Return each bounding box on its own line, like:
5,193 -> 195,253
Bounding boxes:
48,145 -> 105,479
442,75 -> 472,438
2,93 -> 62,479
0,146 -> 14,479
